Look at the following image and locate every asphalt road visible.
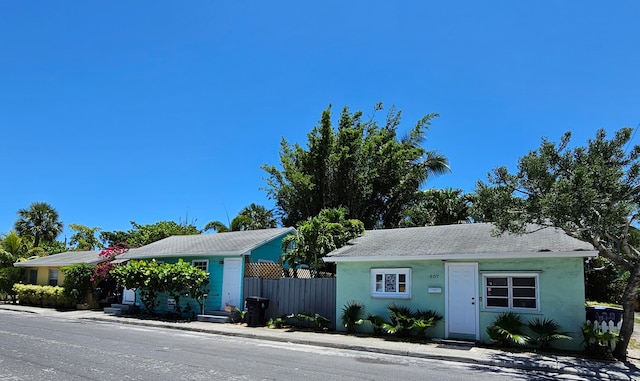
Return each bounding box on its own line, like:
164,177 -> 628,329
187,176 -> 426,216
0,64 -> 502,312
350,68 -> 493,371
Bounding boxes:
0,309 -> 593,381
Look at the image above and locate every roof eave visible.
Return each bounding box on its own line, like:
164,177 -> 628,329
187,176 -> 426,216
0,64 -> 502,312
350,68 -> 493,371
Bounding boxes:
122,251 -> 247,260
323,250 -> 599,263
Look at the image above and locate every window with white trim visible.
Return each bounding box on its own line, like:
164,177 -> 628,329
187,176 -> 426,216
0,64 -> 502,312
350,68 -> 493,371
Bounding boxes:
371,268 -> 411,299
48,269 -> 59,286
192,260 -> 209,272
484,274 -> 538,310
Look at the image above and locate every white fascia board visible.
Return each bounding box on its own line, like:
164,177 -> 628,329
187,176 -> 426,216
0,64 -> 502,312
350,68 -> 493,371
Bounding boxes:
323,250 -> 598,263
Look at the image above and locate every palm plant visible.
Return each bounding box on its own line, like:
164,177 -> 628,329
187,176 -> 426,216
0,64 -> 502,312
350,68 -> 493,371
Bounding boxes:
486,312 -> 529,347
233,203 -> 277,230
382,303 -> 443,339
412,309 -> 444,339
203,220 -> 230,233
14,202 -> 63,248
204,204 -> 277,233
356,314 -> 388,336
527,317 -> 572,351
581,321 -> 620,358
340,301 -> 364,334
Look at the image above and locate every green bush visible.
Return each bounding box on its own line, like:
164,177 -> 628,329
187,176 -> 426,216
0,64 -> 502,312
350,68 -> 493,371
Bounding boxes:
581,321 -> 620,359
61,263 -> 97,304
12,284 -> 72,308
0,267 -> 23,302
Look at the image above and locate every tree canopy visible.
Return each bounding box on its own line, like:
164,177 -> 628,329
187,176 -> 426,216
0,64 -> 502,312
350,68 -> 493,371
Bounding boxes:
14,202 -> 63,248
473,128 -> 640,360
204,203 -> 277,233
400,188 -> 473,227
100,220 -> 201,248
69,224 -> 104,251
282,208 -> 364,275
262,103 -> 449,229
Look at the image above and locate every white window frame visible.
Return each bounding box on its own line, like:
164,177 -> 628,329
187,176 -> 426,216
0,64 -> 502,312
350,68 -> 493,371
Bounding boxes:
48,269 -> 59,286
370,268 -> 411,299
483,273 -> 539,311
191,259 -> 209,272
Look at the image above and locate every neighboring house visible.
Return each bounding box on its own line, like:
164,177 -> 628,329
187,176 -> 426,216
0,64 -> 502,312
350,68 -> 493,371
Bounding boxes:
13,250 -> 104,286
324,223 -> 597,350
119,227 -> 295,313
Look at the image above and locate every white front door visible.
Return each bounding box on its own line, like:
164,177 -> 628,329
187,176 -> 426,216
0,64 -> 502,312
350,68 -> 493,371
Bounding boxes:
221,257 -> 243,310
445,263 -> 479,339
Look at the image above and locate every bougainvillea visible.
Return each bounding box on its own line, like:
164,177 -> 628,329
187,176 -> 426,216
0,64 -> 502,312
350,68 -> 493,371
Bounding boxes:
91,244 -> 127,284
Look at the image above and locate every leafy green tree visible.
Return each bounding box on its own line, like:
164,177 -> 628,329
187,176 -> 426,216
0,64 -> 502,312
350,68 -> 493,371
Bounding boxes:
400,188 -> 473,227
473,128 -> 640,360
0,231 -> 31,265
0,267 -> 22,301
111,259 -> 209,315
14,202 -> 64,248
61,263 -> 97,304
100,220 -> 200,248
158,259 -> 210,315
262,103 -> 449,229
34,240 -> 68,256
0,232 -> 29,302
204,203 -> 277,233
69,224 -> 104,251
282,208 -> 364,275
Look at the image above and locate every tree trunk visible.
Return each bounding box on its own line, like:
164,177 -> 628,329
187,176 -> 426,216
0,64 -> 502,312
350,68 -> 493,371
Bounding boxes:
612,262 -> 640,360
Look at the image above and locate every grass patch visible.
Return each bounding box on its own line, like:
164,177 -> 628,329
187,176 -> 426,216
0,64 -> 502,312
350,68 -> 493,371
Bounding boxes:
630,338 -> 640,350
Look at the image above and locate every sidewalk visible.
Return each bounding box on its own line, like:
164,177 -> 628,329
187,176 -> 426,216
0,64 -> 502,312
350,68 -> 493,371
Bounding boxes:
1,304 -> 637,380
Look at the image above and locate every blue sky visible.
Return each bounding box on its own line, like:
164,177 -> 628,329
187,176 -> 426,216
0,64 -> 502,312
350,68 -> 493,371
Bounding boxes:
1,1 -> 639,240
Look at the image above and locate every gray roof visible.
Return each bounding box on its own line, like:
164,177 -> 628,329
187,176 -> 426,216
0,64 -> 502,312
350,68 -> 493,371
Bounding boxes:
120,227 -> 295,259
14,250 -> 106,267
324,223 -> 597,262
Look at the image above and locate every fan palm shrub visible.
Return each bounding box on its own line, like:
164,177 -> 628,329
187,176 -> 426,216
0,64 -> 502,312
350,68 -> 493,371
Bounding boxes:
527,317 -> 572,351
486,312 -> 529,347
341,301 -> 364,334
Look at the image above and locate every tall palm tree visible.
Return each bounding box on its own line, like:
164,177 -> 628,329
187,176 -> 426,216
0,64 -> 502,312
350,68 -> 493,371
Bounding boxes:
204,204 -> 277,233
14,202 -> 64,248
233,203 -> 277,230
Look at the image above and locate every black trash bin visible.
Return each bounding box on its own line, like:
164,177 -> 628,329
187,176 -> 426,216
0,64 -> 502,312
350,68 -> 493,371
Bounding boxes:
585,306 -> 623,325
245,296 -> 270,327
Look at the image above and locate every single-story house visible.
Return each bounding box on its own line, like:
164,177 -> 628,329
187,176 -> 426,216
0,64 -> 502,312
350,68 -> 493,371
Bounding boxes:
119,227 -> 295,313
14,250 -> 105,286
324,223 -> 597,350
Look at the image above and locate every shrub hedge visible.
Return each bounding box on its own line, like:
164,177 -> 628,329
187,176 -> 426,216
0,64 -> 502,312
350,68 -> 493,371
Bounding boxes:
12,284 -> 73,308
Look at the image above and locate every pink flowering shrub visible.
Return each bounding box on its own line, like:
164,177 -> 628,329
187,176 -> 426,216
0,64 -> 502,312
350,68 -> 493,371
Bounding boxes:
91,244 -> 127,284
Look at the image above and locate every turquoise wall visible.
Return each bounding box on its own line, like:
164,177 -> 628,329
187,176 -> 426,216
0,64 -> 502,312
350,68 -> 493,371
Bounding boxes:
135,256 -> 231,316
248,235 -> 288,263
335,256 -> 586,350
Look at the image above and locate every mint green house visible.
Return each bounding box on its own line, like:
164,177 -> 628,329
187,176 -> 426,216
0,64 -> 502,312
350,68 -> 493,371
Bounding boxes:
119,227 -> 295,314
324,224 -> 597,350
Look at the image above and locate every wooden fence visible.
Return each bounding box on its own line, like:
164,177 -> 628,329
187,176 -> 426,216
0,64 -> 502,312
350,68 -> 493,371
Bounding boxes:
243,277 -> 337,329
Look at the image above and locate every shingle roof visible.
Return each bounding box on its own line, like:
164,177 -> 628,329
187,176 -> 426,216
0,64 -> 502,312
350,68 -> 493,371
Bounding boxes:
324,223 -> 597,262
14,250 -> 106,267
120,227 -> 295,259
